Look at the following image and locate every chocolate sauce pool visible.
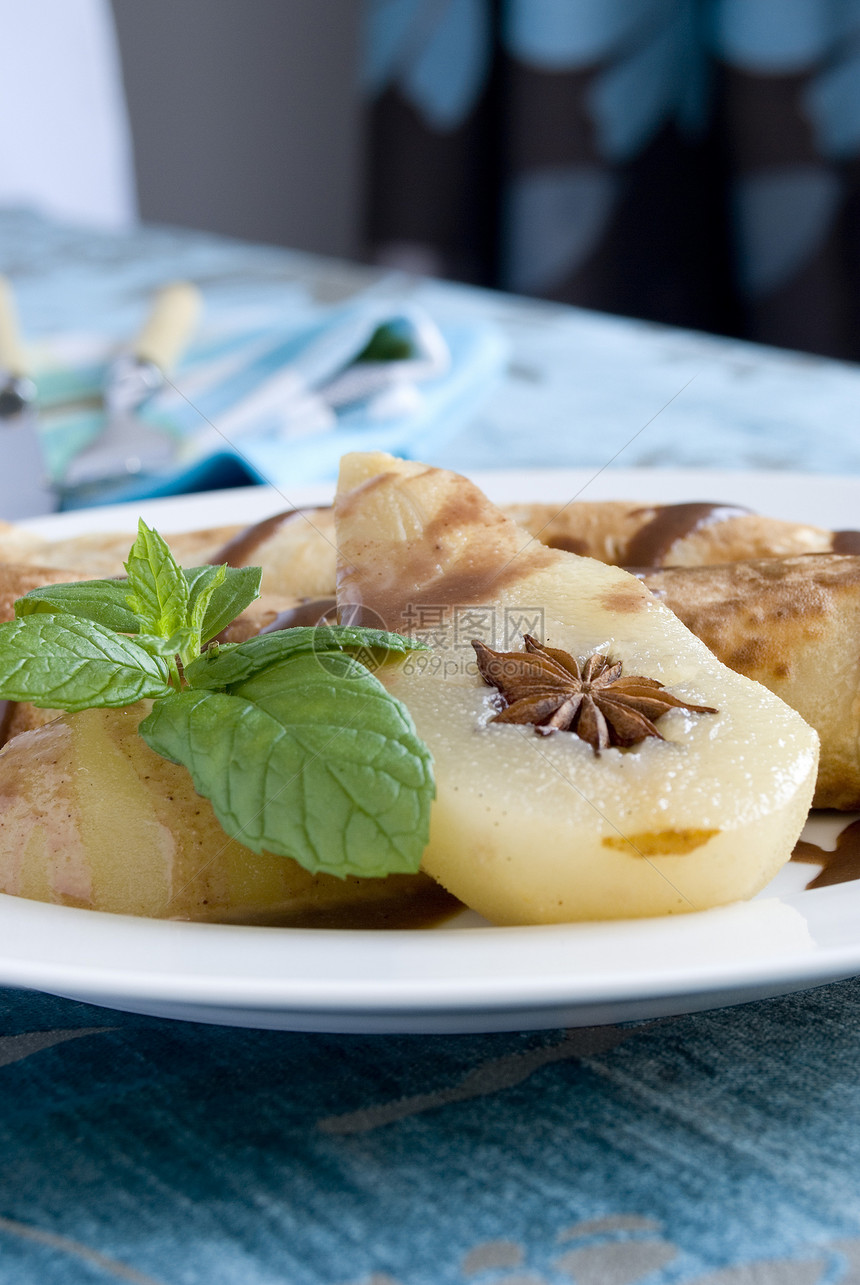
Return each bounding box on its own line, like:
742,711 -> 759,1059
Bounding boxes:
212,878 -> 462,929
792,819 -> 860,889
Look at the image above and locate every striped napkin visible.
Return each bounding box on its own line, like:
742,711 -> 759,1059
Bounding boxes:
33,304 -> 508,509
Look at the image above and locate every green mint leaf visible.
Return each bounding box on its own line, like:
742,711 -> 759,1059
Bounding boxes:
184,564 -> 225,646
14,579 -> 141,634
135,628 -> 198,661
124,519 -> 189,640
140,650 -> 434,877
184,625 -> 426,691
0,616 -> 172,711
183,564 -> 262,644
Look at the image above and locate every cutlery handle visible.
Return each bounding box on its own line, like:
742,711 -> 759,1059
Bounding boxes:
134,282 -> 201,372
0,277 -> 27,377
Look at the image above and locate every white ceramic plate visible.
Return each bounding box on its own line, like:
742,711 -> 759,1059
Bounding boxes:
0,468 -> 858,1034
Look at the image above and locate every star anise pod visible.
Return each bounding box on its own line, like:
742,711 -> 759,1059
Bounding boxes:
472,634 -> 717,752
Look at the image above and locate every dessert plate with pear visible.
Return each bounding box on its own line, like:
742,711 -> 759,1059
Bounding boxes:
0,463 -> 856,1032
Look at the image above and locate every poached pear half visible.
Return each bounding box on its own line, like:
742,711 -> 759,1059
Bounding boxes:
334,453 -> 819,924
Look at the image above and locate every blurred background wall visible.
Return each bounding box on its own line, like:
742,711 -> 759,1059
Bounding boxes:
110,0 -> 366,258
5,0 -> 860,364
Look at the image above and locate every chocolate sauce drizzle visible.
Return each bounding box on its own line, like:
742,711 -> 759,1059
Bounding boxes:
259,597 -> 337,633
545,535 -> 589,555
831,531 -> 860,555
624,503 -> 749,567
215,505 -> 332,567
791,819 -> 860,889
0,701 -> 12,748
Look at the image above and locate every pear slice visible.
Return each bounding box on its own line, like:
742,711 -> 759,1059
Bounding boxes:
334,453 -> 819,924
0,703 -> 451,926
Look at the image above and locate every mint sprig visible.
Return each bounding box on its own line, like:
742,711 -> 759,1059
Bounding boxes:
17,559 -> 264,648
0,524 -> 434,879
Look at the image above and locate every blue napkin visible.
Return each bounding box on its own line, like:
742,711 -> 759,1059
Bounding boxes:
35,304 -> 508,509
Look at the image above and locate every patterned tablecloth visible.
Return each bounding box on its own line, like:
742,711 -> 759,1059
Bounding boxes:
1,210 -> 860,1285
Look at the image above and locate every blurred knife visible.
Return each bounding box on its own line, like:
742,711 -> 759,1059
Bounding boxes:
0,276 -> 56,517
0,276 -> 36,419
60,281 -> 201,496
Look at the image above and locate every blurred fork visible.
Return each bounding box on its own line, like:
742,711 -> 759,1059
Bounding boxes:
59,282 -> 201,496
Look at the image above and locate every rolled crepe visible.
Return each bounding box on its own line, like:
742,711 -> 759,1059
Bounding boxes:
505,501 -> 838,566
0,521 -> 246,578
2,500 -> 856,598
640,554 -> 860,810
203,500 -> 856,595
0,561 -> 89,620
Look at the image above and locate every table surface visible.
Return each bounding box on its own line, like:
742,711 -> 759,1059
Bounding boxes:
1,210 -> 860,1285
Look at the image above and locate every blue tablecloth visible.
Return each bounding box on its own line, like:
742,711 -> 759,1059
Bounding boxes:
2,210 -> 860,1285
